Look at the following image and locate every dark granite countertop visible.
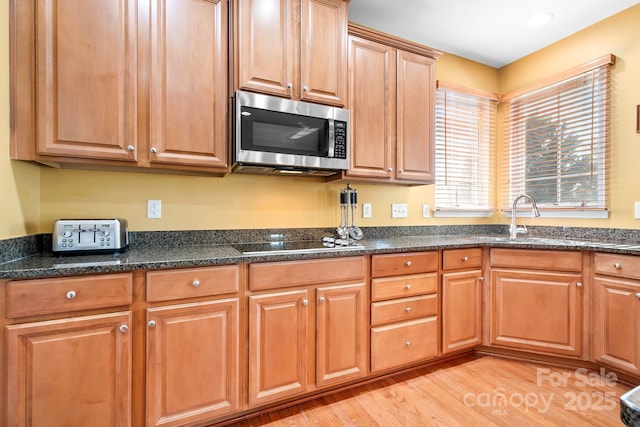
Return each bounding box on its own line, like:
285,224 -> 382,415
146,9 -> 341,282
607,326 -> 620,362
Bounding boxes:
3,229 -> 640,280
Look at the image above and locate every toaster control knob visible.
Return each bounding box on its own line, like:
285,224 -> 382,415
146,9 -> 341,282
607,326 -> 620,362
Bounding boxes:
63,231 -> 72,238
102,230 -> 110,237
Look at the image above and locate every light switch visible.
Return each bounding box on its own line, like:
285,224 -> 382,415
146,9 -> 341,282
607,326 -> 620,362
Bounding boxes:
635,202 -> 640,219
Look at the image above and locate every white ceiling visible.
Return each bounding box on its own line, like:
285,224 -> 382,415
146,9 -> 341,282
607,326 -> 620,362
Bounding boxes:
347,0 -> 639,68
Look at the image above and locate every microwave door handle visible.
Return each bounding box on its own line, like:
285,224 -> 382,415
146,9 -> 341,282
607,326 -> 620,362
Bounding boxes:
328,119 -> 335,158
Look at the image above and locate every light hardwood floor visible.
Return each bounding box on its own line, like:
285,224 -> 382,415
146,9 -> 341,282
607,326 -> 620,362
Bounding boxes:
232,355 -> 634,426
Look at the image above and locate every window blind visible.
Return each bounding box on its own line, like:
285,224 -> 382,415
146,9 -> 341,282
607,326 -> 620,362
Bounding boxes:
435,82 -> 497,211
501,56 -> 613,211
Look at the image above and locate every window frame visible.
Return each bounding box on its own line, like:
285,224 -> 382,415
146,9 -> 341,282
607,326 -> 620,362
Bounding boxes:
501,54 -> 615,218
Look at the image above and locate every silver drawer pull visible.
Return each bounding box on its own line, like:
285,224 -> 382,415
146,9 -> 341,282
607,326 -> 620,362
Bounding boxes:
614,262 -> 621,269
119,325 -> 128,333
405,307 -> 412,313
319,297 -> 326,303
636,293 -> 640,299
302,299 -> 309,306
192,280 -> 200,288
405,284 -> 412,290
576,282 -> 583,288
405,261 -> 412,267
66,290 -> 76,300
148,320 -> 156,328
405,341 -> 412,347
462,256 -> 469,261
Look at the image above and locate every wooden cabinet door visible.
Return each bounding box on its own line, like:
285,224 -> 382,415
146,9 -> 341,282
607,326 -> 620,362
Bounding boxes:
6,312 -> 132,427
592,276 -> 640,375
248,289 -> 310,407
299,0 -> 347,106
347,35 -> 395,179
395,49 -> 436,183
35,0 -> 138,161
146,299 -> 239,427
235,0 -> 294,98
490,269 -> 583,356
148,0 -> 228,169
316,283 -> 367,388
442,270 -> 482,354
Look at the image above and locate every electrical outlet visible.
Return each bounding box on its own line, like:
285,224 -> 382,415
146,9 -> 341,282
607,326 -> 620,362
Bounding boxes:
422,204 -> 430,218
635,202 -> 640,219
362,203 -> 372,218
391,203 -> 408,218
147,200 -> 161,219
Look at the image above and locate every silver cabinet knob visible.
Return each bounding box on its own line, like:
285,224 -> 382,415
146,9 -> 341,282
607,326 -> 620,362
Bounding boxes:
462,256 -> 469,261
398,170 -> 404,174
148,320 -> 156,328
614,262 -> 621,269
405,284 -> 412,290
405,307 -> 412,313
127,145 -> 134,152
387,167 -> 393,172
150,147 -> 157,154
576,282 -> 583,288
287,83 -> 292,88
303,86 -> 308,92
302,299 -> 309,306
192,280 -> 200,288
319,296 -> 326,303
405,341 -> 412,347
119,325 -> 128,333
405,261 -> 412,267
479,276 -> 485,282
636,293 -> 640,299
66,290 -> 76,300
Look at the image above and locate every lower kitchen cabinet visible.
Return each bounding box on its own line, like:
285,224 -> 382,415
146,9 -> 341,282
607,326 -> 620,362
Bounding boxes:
370,251 -> 439,372
146,299 -> 239,427
489,249 -> 583,357
6,312 -> 132,427
247,257 -> 367,407
592,253 -> 640,375
248,289 -> 310,406
144,265 -> 240,427
441,248 -> 483,354
315,283 -> 367,388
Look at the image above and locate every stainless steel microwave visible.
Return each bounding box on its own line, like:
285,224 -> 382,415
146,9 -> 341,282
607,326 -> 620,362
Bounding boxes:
233,91 -> 350,176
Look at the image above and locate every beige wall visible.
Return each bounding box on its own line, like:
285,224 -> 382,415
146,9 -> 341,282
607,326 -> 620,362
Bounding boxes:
498,4 -> 640,229
0,4 -> 41,239
2,4 -> 639,239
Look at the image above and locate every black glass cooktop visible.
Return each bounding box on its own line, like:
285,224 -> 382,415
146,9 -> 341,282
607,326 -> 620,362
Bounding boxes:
232,239 -> 364,255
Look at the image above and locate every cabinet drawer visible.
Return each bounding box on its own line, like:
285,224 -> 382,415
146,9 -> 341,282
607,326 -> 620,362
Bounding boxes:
371,316 -> 438,372
371,273 -> 437,301
594,253 -> 640,280
371,252 -> 437,278
6,273 -> 133,318
490,249 -> 582,272
371,294 -> 437,326
249,256 -> 366,291
442,248 -> 482,270
146,265 -> 239,302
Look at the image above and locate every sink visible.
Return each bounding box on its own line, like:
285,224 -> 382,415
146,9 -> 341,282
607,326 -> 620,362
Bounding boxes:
621,385 -> 640,426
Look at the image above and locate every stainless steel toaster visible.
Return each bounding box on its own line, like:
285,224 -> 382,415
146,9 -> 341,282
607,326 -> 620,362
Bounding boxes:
52,219 -> 129,255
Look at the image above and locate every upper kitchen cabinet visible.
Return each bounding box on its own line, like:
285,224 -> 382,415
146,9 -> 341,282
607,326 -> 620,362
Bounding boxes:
233,0 -> 348,106
10,0 -> 229,175
11,0 -> 139,162
148,0 -> 229,169
344,24 -> 441,184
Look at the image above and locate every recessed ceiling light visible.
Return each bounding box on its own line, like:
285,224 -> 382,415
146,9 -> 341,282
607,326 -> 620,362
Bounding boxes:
527,12 -> 554,28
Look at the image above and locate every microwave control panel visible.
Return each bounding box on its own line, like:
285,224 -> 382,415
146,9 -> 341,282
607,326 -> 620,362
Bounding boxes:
334,120 -> 347,159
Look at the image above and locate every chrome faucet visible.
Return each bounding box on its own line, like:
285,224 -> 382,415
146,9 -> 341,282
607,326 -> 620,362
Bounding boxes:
510,194 -> 541,238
